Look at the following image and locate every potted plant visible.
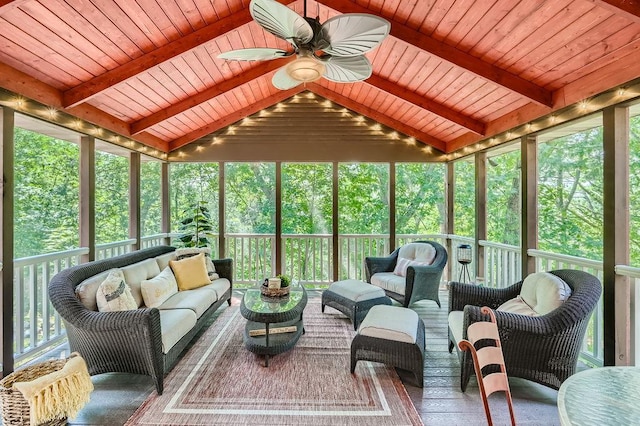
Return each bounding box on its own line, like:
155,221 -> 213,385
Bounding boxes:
276,274 -> 291,288
176,200 -> 215,248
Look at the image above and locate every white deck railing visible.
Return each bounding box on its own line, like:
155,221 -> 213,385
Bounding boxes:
11,234 -> 609,367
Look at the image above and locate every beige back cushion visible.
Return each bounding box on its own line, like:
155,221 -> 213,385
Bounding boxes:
398,242 -> 436,265
520,271 -> 572,315
76,269 -> 115,311
155,252 -> 176,271
122,258 -> 161,307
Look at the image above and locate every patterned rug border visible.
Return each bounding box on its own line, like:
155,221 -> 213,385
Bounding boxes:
126,298 -> 423,425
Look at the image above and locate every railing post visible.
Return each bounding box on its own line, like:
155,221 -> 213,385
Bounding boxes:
521,134 -> 538,277
79,135 -> 95,262
332,162 -> 339,282
475,152 -> 487,283
446,162 -> 455,282
603,105 -> 630,366
219,162 -> 226,259
129,152 -> 141,251
161,162 -> 171,246
389,162 -> 396,253
275,162 -> 282,275
1,106 -> 15,375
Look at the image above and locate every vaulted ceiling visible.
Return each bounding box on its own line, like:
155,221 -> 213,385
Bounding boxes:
1,0 -> 640,156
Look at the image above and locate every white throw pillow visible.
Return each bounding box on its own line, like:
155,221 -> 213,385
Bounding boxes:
520,272 -> 572,315
393,257 -> 428,277
141,267 -> 179,308
96,269 -> 137,312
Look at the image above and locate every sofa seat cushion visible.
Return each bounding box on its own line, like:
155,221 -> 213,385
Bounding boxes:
520,272 -> 572,315
157,285 -> 218,318
398,242 -> 436,264
122,259 -> 161,307
448,310 -> 464,345
159,309 -> 197,354
208,278 -> 231,301
371,272 -> 406,295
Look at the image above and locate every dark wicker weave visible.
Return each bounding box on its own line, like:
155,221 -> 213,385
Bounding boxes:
321,289 -> 391,330
365,240 -> 448,308
447,269 -> 602,391
351,319 -> 425,388
47,246 -> 233,395
240,287 -> 307,366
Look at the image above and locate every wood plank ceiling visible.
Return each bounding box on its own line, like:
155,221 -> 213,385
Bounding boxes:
1,0 -> 639,155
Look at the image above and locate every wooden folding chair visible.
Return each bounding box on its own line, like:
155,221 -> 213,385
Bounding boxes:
458,306 -> 516,426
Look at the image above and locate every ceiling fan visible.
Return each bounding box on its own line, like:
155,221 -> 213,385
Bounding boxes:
217,0 -> 390,90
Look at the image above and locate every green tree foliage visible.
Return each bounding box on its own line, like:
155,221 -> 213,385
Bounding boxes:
454,159 -> 475,237
538,126 -> 604,260
140,160 -> 162,236
95,151 -> 129,244
282,163 -> 332,234
630,115 -> 640,266
169,163 -> 218,233
225,163 -> 275,234
14,128 -> 79,257
338,163 -> 389,234
487,148 -> 521,245
396,163 -> 445,234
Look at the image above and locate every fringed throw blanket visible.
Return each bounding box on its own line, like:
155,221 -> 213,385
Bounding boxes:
13,353 -> 94,426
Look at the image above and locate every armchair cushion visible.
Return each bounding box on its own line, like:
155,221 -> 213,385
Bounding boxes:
371,272 -> 406,295
497,295 -> 538,316
398,242 -> 436,264
520,271 -> 572,315
393,257 -> 428,277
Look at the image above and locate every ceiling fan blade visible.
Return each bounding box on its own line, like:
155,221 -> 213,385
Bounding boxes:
322,55 -> 372,83
319,14 -> 390,57
250,0 -> 313,45
218,48 -> 289,61
272,66 -> 303,90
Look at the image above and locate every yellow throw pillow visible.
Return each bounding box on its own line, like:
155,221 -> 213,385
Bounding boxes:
169,252 -> 210,291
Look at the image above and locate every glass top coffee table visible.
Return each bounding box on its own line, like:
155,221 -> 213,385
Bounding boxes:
240,285 -> 307,367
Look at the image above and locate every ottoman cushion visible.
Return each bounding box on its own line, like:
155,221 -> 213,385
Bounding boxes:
358,305 -> 419,344
328,279 -> 386,302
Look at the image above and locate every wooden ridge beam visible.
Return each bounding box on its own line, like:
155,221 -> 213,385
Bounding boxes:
587,0 -> 640,24
131,59 -> 289,134
62,0 -> 295,108
319,0 -> 553,107
366,74 -> 486,135
168,86 -> 304,151
0,61 -> 168,152
309,83 -> 447,152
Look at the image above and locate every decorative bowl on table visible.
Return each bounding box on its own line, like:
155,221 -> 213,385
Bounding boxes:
261,283 -> 290,298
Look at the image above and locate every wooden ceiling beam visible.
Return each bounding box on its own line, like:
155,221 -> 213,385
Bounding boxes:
319,0 -> 553,107
61,0 -> 295,108
586,0 -> 640,24
131,59 -> 289,134
309,83 -> 447,152
366,74 -> 486,135
168,86 -> 304,151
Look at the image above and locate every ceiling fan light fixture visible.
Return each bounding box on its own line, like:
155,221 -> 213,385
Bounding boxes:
285,52 -> 325,82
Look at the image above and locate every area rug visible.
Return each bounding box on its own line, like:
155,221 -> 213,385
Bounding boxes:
126,298 -> 423,425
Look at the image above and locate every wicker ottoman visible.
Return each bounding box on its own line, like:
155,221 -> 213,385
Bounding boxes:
321,279 -> 392,330
350,305 -> 425,388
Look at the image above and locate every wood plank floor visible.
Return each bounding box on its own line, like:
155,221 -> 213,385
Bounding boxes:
29,289 -> 561,425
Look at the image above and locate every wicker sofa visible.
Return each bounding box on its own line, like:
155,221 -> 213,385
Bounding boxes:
48,246 -> 233,395
448,269 -> 601,391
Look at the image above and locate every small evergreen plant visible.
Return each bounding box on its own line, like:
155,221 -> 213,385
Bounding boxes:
177,201 -> 215,248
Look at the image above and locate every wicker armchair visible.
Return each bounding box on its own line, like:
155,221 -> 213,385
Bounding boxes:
48,246 -> 233,395
365,240 -> 448,308
448,269 -> 602,391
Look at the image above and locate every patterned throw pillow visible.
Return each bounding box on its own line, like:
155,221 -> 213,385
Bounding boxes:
141,267 -> 179,308
393,257 -> 428,277
169,253 -> 211,291
175,247 -> 219,280
96,269 -> 137,312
